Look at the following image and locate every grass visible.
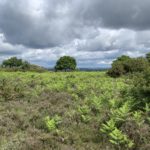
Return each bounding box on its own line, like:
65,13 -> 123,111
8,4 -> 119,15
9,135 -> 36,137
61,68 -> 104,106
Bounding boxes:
0,71 -> 149,150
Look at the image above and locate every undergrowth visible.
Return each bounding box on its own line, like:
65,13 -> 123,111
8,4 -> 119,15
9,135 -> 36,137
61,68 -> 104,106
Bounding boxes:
0,71 -> 149,150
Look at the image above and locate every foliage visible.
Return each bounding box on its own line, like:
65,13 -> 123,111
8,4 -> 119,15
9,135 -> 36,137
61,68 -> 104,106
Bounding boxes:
124,57 -> 149,73
107,62 -> 126,77
1,57 -> 47,72
78,105 -> 91,123
88,96 -> 102,113
2,57 -> 30,69
146,52 -> 150,63
0,71 -> 150,150
44,116 -> 56,131
101,119 -> 134,149
111,101 -> 131,123
44,115 -> 61,132
109,128 -> 134,148
0,78 -> 24,101
108,55 -> 149,77
100,119 -> 116,133
133,111 -> 143,126
131,68 -> 150,109
55,56 -> 77,71
108,55 -> 131,77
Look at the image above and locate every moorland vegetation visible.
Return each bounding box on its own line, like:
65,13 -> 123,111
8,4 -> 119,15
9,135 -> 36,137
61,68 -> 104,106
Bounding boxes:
0,53 -> 150,150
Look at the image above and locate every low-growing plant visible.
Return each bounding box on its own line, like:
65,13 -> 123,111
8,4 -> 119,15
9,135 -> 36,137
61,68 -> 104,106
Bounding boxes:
0,78 -> 24,101
133,111 -> 143,126
0,71 -> 149,149
100,119 -> 134,149
78,105 -> 91,123
109,128 -> 134,149
44,115 -> 61,132
111,101 -> 131,123
88,96 -> 102,114
100,119 -> 116,134
78,105 -> 91,115
81,114 -> 91,123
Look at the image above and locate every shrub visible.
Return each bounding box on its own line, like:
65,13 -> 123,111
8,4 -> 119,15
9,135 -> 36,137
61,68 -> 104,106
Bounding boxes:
107,62 -> 126,77
108,55 -> 149,77
146,52 -> 150,63
124,58 -> 149,73
131,68 -> 150,109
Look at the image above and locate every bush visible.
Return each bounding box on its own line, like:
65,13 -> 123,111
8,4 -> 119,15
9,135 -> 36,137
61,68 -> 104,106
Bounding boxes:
131,68 -> 150,109
108,55 -> 149,77
146,52 -> 150,63
107,62 -> 126,77
124,58 -> 149,73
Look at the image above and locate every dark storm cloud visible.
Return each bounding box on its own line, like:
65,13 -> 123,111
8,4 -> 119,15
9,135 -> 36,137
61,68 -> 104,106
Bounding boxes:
0,49 -> 21,55
73,0 -> 150,30
0,0 -> 77,48
1,0 -> 150,49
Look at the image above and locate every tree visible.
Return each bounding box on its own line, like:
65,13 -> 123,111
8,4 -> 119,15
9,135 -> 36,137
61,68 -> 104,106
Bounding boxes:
146,52 -> 150,63
55,56 -> 77,71
2,57 -> 30,69
2,57 -> 21,67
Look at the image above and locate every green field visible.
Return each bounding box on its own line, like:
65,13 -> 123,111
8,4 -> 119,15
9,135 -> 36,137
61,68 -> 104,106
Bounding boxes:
0,71 -> 149,150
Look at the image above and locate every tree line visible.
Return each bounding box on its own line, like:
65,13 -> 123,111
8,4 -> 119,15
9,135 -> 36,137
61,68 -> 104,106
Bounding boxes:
1,52 -> 150,73
0,57 -> 46,72
0,56 -> 77,72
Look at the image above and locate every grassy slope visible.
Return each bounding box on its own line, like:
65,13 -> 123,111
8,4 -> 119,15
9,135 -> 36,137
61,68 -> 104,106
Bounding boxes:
0,72 -> 149,150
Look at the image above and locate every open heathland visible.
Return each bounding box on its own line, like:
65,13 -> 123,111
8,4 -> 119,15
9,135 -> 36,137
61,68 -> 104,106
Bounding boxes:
0,71 -> 150,150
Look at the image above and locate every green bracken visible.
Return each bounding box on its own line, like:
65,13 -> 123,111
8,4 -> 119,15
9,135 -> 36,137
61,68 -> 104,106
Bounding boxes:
0,71 -> 149,150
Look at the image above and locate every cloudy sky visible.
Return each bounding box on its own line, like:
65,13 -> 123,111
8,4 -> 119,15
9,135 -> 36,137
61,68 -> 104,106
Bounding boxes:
0,0 -> 150,68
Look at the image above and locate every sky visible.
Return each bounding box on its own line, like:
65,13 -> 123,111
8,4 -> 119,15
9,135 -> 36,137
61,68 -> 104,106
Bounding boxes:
0,0 -> 150,68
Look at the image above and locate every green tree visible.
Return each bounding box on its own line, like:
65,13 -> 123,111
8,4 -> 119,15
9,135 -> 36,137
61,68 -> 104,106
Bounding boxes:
2,57 -> 30,69
55,56 -> 77,71
146,52 -> 150,63
2,57 -> 21,67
